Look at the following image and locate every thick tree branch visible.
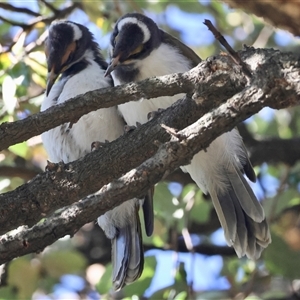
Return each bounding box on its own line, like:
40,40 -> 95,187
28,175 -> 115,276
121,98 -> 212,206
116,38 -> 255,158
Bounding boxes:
0,47 -> 299,152
0,75 -> 242,234
0,72 -> 196,151
1,67 -> 288,262
222,0 -> 300,36
0,47 -> 299,248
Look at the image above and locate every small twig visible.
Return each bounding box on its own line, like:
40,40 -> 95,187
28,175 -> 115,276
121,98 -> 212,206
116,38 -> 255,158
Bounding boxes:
161,123 -> 179,138
0,16 -> 30,29
0,3 -> 40,17
204,19 -> 252,79
113,0 -> 123,16
0,3 -> 80,55
39,0 -> 59,13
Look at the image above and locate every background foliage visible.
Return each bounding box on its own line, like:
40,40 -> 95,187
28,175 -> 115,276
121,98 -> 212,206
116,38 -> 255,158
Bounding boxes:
1,0 -> 300,299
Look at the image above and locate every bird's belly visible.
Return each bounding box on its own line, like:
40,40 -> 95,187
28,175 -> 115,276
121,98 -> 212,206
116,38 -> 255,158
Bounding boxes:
118,94 -> 185,125
42,108 -> 124,163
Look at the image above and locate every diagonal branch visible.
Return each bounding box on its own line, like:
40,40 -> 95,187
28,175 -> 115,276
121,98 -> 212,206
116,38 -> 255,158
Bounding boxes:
0,47 -> 299,152
0,3 -> 40,17
0,78 -> 284,262
0,2 -> 81,54
0,72 -> 195,151
0,47 -> 299,236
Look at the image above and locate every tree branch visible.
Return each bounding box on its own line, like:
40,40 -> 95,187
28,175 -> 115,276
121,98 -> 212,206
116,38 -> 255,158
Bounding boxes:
0,72 -> 196,151
0,2 -> 81,54
0,48 -> 299,260
0,83 -> 241,233
0,47 -> 298,152
0,3 -> 40,17
0,66 -> 284,262
39,0 -> 59,13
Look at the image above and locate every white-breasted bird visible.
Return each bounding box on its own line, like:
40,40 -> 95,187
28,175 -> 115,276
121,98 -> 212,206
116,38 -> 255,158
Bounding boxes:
41,20 -> 153,291
105,13 -> 271,260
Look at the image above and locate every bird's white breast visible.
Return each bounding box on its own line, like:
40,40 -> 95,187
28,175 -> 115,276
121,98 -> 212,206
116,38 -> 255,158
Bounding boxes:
115,43 -> 191,125
41,59 -> 124,163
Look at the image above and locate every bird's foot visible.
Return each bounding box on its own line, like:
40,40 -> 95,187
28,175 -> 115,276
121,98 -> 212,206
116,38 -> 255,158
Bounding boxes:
124,122 -> 141,134
147,108 -> 165,121
91,140 -> 109,151
45,160 -> 65,172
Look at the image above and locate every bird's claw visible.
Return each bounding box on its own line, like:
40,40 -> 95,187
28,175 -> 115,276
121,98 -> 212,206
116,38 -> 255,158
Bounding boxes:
124,125 -> 136,134
147,108 -> 165,121
91,140 -> 109,151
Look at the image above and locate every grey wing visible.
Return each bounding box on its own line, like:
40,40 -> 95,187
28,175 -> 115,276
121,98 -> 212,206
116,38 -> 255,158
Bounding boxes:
161,30 -> 202,68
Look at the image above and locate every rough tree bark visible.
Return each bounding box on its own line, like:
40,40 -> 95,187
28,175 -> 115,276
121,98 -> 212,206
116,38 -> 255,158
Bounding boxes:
0,47 -> 299,263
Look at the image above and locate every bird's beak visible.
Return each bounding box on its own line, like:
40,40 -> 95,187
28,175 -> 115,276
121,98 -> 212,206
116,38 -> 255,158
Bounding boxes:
46,68 -> 58,96
104,55 -> 121,77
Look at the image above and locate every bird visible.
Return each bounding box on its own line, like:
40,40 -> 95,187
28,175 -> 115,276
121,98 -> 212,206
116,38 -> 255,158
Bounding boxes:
105,12 -> 271,260
40,20 -> 153,291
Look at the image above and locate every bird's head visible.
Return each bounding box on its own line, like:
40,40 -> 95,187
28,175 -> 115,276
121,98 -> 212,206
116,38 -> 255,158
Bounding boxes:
45,20 -> 94,96
105,13 -> 161,76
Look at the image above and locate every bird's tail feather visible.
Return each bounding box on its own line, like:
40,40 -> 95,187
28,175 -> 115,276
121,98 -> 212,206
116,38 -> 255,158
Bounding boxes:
112,205 -> 143,291
210,164 -> 271,259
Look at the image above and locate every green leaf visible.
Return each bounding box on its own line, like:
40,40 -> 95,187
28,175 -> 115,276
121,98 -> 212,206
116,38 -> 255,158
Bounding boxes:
0,286 -> 16,300
42,250 -> 87,279
154,182 -> 180,226
8,142 -> 30,159
189,190 -> 212,224
263,188 -> 300,218
264,232 -> 300,279
96,263 -> 113,295
174,291 -> 188,300
7,257 -> 40,299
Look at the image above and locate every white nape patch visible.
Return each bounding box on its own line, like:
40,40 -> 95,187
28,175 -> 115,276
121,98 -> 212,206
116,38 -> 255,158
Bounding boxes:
50,20 -> 82,40
117,17 -> 150,43
68,22 -> 82,40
